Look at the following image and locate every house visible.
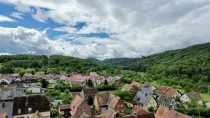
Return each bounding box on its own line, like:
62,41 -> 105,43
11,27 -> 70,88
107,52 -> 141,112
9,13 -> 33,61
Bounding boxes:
0,113 -> 7,118
23,73 -> 33,79
90,72 -> 98,79
12,95 -> 50,118
0,101 -> 13,118
44,74 -> 56,84
123,106 -> 155,118
206,101 -> 210,108
60,71 -> 67,80
95,113 -> 111,118
130,81 -> 140,88
0,79 -> 11,85
71,92 -> 80,97
59,104 -> 71,118
157,95 -> 177,109
11,73 -> 20,79
133,84 -> 157,110
31,111 -> 45,118
70,95 -> 91,118
155,86 -> 181,98
0,75 -> 12,84
94,94 -> 126,113
35,71 -> 45,78
0,84 -> 25,100
80,88 -> 98,98
155,106 -> 192,118
122,81 -> 140,91
103,108 -> 120,118
141,84 -> 156,91
96,79 -> 105,86
27,86 -> 47,93
122,84 -> 131,90
180,92 -> 203,105
106,77 -> 115,83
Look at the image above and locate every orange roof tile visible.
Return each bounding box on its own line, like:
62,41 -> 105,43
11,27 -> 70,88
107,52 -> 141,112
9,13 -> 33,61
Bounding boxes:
155,106 -> 191,118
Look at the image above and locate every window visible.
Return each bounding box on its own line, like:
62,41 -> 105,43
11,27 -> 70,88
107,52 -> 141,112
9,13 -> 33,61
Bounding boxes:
122,109 -> 124,112
28,108 -> 32,113
18,109 -> 21,114
121,105 -> 123,107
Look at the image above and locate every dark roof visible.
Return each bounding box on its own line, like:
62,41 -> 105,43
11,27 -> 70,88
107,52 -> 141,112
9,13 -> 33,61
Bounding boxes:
0,101 -> 13,118
13,95 -> 50,116
82,88 -> 98,96
133,90 -> 153,106
157,95 -> 174,106
185,92 -> 203,101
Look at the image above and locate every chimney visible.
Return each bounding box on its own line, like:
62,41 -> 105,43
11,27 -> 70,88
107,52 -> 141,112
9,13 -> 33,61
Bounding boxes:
2,101 -> 5,108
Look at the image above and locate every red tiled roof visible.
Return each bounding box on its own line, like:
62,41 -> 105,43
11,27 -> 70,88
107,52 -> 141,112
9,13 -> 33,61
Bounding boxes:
122,84 -> 130,89
23,73 -> 33,77
155,106 -> 191,118
108,94 -> 120,109
71,92 -> 80,97
156,86 -> 177,97
70,95 -> 84,114
129,106 -> 155,118
165,89 -> 177,97
11,73 -> 20,77
90,72 -> 98,78
130,81 -> 140,87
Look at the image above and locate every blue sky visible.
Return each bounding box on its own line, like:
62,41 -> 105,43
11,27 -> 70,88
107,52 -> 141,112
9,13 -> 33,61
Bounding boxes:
0,0 -> 210,59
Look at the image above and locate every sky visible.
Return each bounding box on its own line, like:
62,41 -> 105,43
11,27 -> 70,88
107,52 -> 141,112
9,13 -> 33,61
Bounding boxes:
0,0 -> 210,60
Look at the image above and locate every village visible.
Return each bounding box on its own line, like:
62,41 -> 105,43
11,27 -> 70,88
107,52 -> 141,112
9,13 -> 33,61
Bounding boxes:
0,71 -> 209,118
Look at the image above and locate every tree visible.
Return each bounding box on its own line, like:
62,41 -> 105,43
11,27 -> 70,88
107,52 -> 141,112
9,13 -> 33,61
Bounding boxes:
41,79 -> 49,88
61,93 -> 73,104
51,109 -> 58,117
148,106 -> 154,112
104,79 -> 108,85
86,96 -> 94,105
0,64 -> 14,73
87,79 -> 94,88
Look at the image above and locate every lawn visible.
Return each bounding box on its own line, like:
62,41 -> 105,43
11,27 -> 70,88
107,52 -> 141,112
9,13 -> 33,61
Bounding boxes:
177,89 -> 185,94
200,93 -> 210,102
150,81 -> 161,88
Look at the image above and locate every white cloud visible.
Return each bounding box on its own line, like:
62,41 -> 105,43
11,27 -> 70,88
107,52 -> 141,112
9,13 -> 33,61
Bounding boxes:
0,15 -> 16,22
10,12 -> 24,19
1,0 -> 210,59
32,7 -> 48,23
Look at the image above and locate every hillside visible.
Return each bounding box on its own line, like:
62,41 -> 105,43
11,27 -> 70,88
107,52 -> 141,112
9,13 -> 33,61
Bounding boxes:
103,43 -> 210,93
0,55 -> 113,74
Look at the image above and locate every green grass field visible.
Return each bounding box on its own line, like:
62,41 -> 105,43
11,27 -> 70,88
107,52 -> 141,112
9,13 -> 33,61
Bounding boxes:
200,93 -> 210,102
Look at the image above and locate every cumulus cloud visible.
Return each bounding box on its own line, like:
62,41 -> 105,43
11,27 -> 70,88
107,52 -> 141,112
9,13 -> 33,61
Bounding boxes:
0,15 -> 16,22
1,0 -> 210,59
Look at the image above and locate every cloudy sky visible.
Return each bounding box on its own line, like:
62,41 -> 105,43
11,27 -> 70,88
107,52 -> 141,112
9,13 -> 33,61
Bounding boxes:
0,0 -> 210,60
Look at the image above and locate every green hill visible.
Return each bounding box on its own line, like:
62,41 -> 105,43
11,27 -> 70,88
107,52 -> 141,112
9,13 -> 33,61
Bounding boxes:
0,55 -> 114,74
104,43 -> 210,93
